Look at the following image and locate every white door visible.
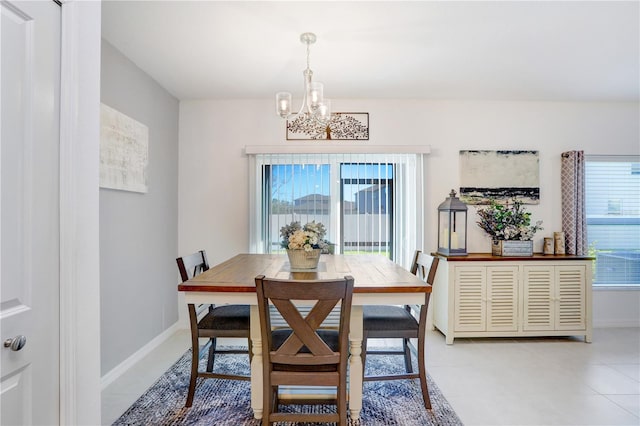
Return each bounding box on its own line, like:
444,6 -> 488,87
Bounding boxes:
1,1 -> 61,424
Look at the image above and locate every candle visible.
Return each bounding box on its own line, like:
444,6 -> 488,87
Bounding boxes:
451,231 -> 459,249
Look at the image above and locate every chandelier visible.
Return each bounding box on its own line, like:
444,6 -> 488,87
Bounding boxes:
275,32 -> 332,124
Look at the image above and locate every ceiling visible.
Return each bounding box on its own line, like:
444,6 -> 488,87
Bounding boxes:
101,1 -> 640,102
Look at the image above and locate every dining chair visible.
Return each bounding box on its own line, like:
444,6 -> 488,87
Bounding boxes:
255,274 -> 354,425
176,250 -> 251,407
361,250 -> 439,410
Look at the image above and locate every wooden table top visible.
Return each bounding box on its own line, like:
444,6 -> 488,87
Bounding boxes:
178,253 -> 430,294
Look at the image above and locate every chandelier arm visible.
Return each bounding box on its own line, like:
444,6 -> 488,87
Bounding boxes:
288,69 -> 307,119
294,87 -> 307,118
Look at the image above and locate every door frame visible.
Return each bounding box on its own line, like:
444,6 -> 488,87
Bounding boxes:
59,1 -> 101,424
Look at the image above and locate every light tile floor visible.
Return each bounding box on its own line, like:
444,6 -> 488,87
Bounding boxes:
102,327 -> 640,425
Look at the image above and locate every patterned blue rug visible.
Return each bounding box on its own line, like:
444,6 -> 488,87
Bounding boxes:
113,345 -> 463,425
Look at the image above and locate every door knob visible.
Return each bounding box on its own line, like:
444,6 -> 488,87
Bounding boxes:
4,335 -> 26,351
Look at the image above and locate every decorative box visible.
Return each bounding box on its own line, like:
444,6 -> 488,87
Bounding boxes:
492,240 -> 534,257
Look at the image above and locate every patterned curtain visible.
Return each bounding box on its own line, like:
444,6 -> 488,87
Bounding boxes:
560,151 -> 587,255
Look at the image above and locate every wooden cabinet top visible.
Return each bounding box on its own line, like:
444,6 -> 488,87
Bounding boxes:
431,252 -> 593,262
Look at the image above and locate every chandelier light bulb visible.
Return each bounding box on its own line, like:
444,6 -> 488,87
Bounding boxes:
314,99 -> 332,124
276,92 -> 292,118
307,82 -> 324,111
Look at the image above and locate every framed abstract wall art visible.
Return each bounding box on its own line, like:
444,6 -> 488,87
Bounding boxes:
286,112 -> 369,140
100,103 -> 149,193
459,150 -> 540,205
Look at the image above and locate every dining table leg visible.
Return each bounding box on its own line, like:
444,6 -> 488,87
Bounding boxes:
250,305 -> 263,419
349,305 -> 363,420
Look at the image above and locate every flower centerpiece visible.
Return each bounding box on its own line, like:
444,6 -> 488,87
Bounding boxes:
476,198 -> 543,256
280,221 -> 330,268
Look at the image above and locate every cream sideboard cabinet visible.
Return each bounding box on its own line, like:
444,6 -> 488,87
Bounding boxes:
431,253 -> 593,344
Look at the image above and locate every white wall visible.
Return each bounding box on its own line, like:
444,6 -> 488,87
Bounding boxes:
100,40 -> 180,374
179,99 -> 639,327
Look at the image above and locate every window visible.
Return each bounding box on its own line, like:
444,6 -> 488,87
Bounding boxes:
586,156 -> 640,286
249,151 -> 425,268
341,163 -> 394,255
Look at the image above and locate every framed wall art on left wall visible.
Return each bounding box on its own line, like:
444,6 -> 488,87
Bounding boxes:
100,103 -> 149,193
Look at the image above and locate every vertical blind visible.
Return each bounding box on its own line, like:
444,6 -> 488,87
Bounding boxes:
585,155 -> 640,285
248,151 -> 425,269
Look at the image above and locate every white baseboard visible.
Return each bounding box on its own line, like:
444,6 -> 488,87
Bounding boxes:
100,322 -> 186,390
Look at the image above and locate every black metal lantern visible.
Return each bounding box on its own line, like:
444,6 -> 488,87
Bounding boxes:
437,189 -> 468,256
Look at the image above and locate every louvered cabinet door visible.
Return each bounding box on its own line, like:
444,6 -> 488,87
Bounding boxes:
454,266 -> 486,332
555,265 -> 587,330
523,265 -> 555,331
486,266 -> 519,332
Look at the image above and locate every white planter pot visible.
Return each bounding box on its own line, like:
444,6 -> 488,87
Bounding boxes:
286,248 -> 321,269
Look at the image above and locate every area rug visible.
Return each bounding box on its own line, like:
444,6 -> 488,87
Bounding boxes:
113,345 -> 463,426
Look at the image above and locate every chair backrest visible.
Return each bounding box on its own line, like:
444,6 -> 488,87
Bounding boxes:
255,275 -> 354,367
410,250 -> 439,286
408,250 -> 439,320
176,250 -> 209,282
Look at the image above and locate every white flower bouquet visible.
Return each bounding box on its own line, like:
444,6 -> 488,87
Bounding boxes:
280,221 -> 330,252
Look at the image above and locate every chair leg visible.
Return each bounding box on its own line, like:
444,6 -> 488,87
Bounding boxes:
263,385 -> 277,426
403,338 -> 413,373
417,334 -> 431,409
262,366 -> 274,426
361,332 -> 368,380
261,401 -> 270,426
206,337 -> 216,372
338,379 -> 347,425
186,339 -> 200,407
261,386 -> 270,426
273,385 -> 280,411
186,304 -> 200,408
186,344 -> 199,407
247,337 -> 253,363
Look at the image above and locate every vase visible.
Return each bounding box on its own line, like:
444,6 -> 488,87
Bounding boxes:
286,248 -> 321,269
554,231 -> 566,255
491,240 -> 533,257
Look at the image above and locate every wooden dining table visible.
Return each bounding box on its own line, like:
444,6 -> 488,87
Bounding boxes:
178,253 -> 430,420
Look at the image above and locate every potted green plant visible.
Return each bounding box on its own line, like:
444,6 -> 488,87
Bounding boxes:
476,198 -> 543,256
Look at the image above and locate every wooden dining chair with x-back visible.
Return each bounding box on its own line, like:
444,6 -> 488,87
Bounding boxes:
361,250 -> 439,409
255,274 -> 354,425
176,250 -> 251,407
